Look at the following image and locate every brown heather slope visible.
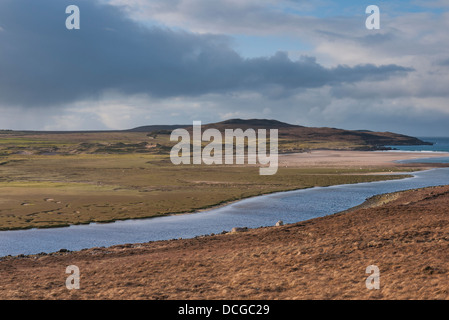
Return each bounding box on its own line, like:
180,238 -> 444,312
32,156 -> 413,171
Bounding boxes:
1,185 -> 449,300
0,119 -> 431,156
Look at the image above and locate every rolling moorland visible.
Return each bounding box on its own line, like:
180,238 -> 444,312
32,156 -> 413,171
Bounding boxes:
0,119 -> 431,231
1,119 -> 448,300
0,118 -> 431,156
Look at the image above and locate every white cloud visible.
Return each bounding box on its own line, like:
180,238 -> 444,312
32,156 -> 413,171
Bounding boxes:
107,0 -> 333,35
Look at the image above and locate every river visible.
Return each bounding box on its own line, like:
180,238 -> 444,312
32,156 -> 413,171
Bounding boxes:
1,166 -> 449,257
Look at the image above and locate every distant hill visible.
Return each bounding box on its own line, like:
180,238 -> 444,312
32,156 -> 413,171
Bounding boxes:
126,124 -> 190,133
128,118 -> 432,149
213,119 -> 302,128
0,118 -> 432,155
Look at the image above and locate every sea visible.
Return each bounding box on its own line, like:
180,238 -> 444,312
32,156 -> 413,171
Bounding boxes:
386,137 -> 449,163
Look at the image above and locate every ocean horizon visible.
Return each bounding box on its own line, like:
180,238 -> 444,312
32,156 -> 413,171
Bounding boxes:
386,137 -> 449,153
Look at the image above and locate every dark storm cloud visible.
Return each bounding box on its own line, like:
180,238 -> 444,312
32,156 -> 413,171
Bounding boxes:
0,0 -> 413,108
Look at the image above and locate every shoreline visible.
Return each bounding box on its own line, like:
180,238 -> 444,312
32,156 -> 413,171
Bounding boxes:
0,183 -> 437,260
278,150 -> 449,168
1,150 -> 449,258
1,167 -> 448,258
0,172 -> 429,234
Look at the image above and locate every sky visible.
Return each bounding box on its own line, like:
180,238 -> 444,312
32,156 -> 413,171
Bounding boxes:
0,0 -> 448,136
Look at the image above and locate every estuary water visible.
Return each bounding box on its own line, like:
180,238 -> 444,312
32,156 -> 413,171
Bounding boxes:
1,167 -> 449,257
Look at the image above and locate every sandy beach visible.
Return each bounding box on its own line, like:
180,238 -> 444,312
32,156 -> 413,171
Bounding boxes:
279,150 -> 449,168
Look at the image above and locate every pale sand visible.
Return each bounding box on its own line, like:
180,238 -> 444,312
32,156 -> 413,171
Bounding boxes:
278,150 -> 449,168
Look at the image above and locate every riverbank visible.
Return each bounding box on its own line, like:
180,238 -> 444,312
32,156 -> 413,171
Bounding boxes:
1,150 -> 447,231
1,184 -> 448,299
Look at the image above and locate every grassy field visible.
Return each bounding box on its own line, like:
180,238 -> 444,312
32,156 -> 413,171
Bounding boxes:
0,132 -> 415,230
